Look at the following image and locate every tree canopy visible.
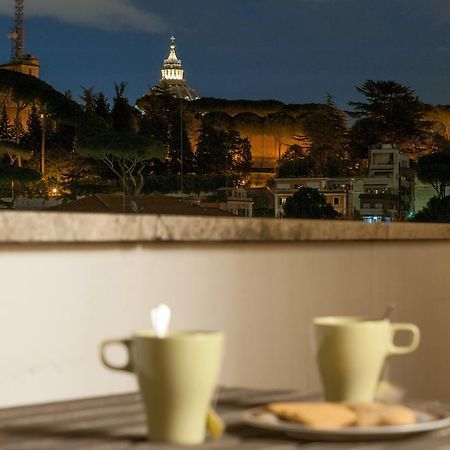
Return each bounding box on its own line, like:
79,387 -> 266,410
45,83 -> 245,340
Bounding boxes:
276,157 -> 313,178
417,150 -> 450,200
77,132 -> 165,196
349,80 -> 428,158
0,69 -> 83,125
196,125 -> 252,176
283,187 -> 339,219
413,196 -> 450,223
303,94 -> 348,174
281,144 -> 305,161
0,161 -> 40,183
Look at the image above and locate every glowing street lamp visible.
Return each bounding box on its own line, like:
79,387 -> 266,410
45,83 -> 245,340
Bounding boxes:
39,111 -> 46,175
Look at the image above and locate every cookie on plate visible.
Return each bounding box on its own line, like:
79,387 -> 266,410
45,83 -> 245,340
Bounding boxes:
380,405 -> 416,426
349,403 -> 385,427
348,403 -> 416,427
266,402 -> 357,429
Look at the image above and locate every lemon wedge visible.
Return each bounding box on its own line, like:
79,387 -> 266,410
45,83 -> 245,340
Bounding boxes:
206,409 -> 225,440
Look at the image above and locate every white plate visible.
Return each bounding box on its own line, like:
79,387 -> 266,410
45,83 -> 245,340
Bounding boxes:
242,403 -> 450,441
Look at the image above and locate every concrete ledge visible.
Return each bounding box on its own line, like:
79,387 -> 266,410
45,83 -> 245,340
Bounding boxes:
0,211 -> 449,243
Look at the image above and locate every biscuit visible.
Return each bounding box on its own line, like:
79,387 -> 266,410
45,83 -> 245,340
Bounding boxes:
379,405 -> 416,426
266,402 -> 357,429
348,403 -> 385,427
348,403 -> 416,427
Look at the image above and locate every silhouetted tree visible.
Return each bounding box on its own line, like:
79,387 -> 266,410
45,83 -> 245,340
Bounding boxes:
94,92 -> 111,123
80,86 -> 96,114
417,150 -> 450,200
196,125 -> 252,176
413,196 -> 450,223
78,132 -> 165,196
276,157 -> 314,177
166,102 -> 194,174
21,103 -> 42,155
0,160 -> 40,183
349,80 -> 429,158
0,104 -> 13,142
112,82 -> 135,133
138,90 -> 194,175
283,187 -> 339,219
227,130 -> 252,174
196,125 -> 228,175
303,94 -> 348,174
281,144 -> 305,161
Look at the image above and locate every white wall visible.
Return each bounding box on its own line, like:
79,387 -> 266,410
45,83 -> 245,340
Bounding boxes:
1,240 -> 449,408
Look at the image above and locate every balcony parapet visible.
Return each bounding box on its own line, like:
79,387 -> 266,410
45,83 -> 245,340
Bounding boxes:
0,211 -> 449,244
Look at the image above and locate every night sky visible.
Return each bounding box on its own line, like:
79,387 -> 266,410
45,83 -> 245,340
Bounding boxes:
0,0 -> 450,108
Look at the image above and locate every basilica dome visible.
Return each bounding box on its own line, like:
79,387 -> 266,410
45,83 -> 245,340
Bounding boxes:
147,36 -> 199,101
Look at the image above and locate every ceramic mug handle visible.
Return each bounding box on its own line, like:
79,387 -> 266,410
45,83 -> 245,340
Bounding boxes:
100,338 -> 133,372
389,323 -> 420,355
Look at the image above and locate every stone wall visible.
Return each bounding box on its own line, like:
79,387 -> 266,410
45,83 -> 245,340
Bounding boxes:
0,212 -> 448,408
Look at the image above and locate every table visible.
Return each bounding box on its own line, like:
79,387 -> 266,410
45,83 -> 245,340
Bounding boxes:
1,388 -> 450,449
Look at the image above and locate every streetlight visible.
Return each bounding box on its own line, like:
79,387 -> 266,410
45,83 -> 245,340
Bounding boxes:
39,105 -> 48,176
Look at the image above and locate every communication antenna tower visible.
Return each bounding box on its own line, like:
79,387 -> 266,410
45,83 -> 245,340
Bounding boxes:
7,0 -> 25,62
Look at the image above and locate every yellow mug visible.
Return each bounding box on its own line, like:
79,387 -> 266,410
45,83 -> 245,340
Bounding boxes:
100,330 -> 224,445
314,317 -> 420,402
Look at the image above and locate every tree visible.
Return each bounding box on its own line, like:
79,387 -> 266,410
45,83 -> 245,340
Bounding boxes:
227,130 -> 252,174
138,90 -> 194,175
303,94 -> 348,175
94,92 -> 111,123
0,69 -> 84,169
0,104 -> 12,142
281,144 -> 305,161
166,102 -> 194,174
196,125 -> 228,175
283,187 -> 339,219
413,196 -> 450,223
195,125 -> 252,176
112,82 -> 135,133
0,141 -> 32,166
80,87 -> 96,114
137,88 -> 173,143
60,159 -> 115,198
78,132 -> 165,196
349,80 -> 428,158
276,157 -> 313,177
417,151 -> 450,200
0,160 -> 39,182
21,103 -> 42,155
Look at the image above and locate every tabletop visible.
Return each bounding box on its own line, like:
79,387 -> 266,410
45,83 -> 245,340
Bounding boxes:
1,388 -> 450,449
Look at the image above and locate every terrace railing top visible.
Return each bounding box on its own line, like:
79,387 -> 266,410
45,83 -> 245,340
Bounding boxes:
0,211 -> 449,244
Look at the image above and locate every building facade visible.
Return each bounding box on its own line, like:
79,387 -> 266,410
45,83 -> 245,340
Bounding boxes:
273,144 -> 416,222
200,188 -> 254,217
273,177 -> 353,218
356,144 -> 415,222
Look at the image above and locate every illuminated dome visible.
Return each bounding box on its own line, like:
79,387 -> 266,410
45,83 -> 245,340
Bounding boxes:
150,36 -> 199,101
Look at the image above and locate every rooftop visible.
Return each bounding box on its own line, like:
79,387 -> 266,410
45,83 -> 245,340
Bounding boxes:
48,193 -> 232,217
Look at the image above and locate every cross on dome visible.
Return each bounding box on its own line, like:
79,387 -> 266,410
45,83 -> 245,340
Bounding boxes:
170,35 -> 176,44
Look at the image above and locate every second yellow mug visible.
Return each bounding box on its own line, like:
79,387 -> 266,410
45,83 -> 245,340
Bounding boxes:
314,316 -> 420,402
